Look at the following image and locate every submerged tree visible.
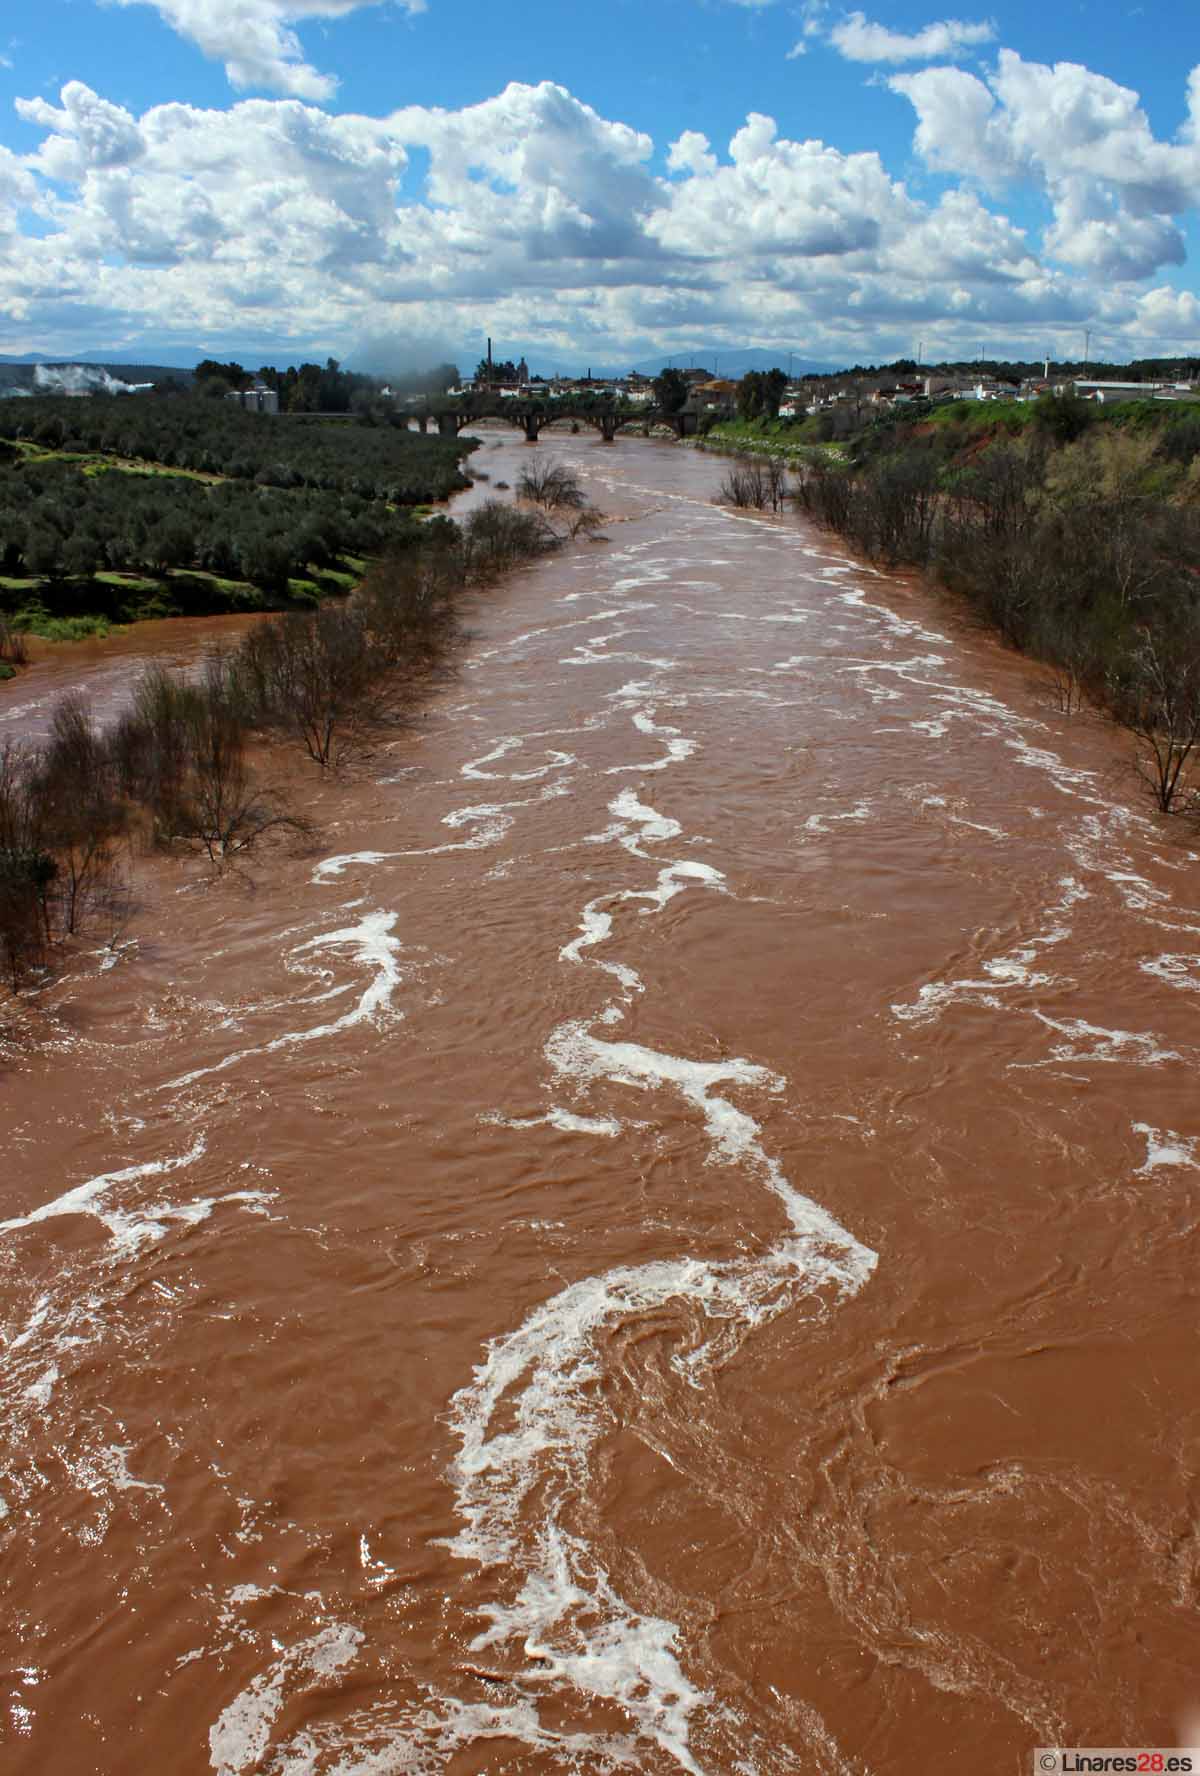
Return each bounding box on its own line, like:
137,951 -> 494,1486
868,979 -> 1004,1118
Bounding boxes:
1118,632 -> 1200,816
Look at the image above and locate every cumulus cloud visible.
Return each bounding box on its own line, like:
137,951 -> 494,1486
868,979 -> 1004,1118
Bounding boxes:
829,10 -> 996,64
653,113 -> 912,259
111,0 -> 425,101
892,49 -> 1200,279
17,81 -> 145,174
3,68 -> 1199,364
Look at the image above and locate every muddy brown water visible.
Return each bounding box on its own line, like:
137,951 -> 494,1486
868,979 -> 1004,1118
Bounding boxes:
2,428 -> 1199,1774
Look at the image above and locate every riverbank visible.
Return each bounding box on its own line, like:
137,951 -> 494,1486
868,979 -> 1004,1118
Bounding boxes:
690,417 -> 844,469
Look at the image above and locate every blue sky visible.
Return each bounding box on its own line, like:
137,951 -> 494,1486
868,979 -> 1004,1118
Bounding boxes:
0,0 -> 1197,371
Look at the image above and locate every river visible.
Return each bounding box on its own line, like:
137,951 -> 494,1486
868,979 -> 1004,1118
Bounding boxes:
2,429 -> 1198,1774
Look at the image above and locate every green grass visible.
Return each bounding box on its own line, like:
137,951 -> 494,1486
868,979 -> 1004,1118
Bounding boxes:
14,611 -> 113,641
18,444 -> 225,484
94,571 -> 160,593
703,416 -> 835,459
0,554 -> 375,638
925,399 -> 1032,435
85,459 -> 223,483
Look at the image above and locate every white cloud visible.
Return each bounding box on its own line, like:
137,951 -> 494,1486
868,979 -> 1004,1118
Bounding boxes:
3,69 -> 1199,365
666,130 -> 718,178
827,10 -> 995,64
652,113 -> 914,259
17,81 -> 145,174
892,50 -> 1200,279
111,0 -> 425,101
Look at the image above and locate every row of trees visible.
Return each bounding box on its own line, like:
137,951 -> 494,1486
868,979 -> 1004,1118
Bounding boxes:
790,414 -> 1200,819
0,458 -> 427,598
0,395 -> 473,506
194,356 -> 371,413
737,369 -> 788,422
0,495 -> 591,989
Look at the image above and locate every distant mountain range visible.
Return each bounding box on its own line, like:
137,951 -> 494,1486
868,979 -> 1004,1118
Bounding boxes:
625,348 -> 835,379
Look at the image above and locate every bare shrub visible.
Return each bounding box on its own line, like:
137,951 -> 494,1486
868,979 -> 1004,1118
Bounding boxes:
718,456 -> 770,510
168,703 -> 311,863
36,695 -> 127,934
0,618 -> 28,667
461,501 -> 561,581
1115,632 -> 1200,815
356,545 -> 461,674
517,460 -> 587,511
567,507 -> 607,541
0,742 -> 55,986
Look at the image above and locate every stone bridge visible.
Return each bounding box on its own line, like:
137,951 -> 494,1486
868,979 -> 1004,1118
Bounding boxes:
411,397 -> 699,443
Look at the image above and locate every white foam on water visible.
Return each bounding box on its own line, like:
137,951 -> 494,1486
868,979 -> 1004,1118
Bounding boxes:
1004,734 -> 1101,799
804,800 -> 871,834
166,911 -> 408,1088
0,1136 -> 232,1256
1022,1013 -> 1183,1070
482,1107 -> 624,1138
1133,1123 -> 1200,1173
359,1533 -> 400,1591
88,1442 -> 163,1494
268,1699 -> 639,1776
608,787 -> 682,852
462,737 -> 576,782
208,1625 -> 363,1776
892,878 -> 1088,1027
23,1364 -> 58,1410
92,938 -> 137,973
565,642 -> 679,671
313,781 -> 571,884
837,586 -> 948,645
440,1059 -> 874,1770
605,706 -> 696,776
427,757 -> 876,1773
467,606 -> 628,666
8,1293 -> 53,1353
1141,953 -> 1200,994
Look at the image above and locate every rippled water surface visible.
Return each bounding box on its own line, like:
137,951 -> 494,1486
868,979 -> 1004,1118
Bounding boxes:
3,430 -> 1199,1773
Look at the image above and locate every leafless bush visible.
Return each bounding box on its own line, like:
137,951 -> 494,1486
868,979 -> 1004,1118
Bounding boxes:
1114,632 -> 1200,815
167,705 -> 312,863
461,501 -> 561,581
0,618 -> 28,667
718,456 -> 771,510
356,546 -> 460,674
0,741 -> 54,987
517,460 -> 587,511
36,695 -> 127,934
568,507 -> 607,541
